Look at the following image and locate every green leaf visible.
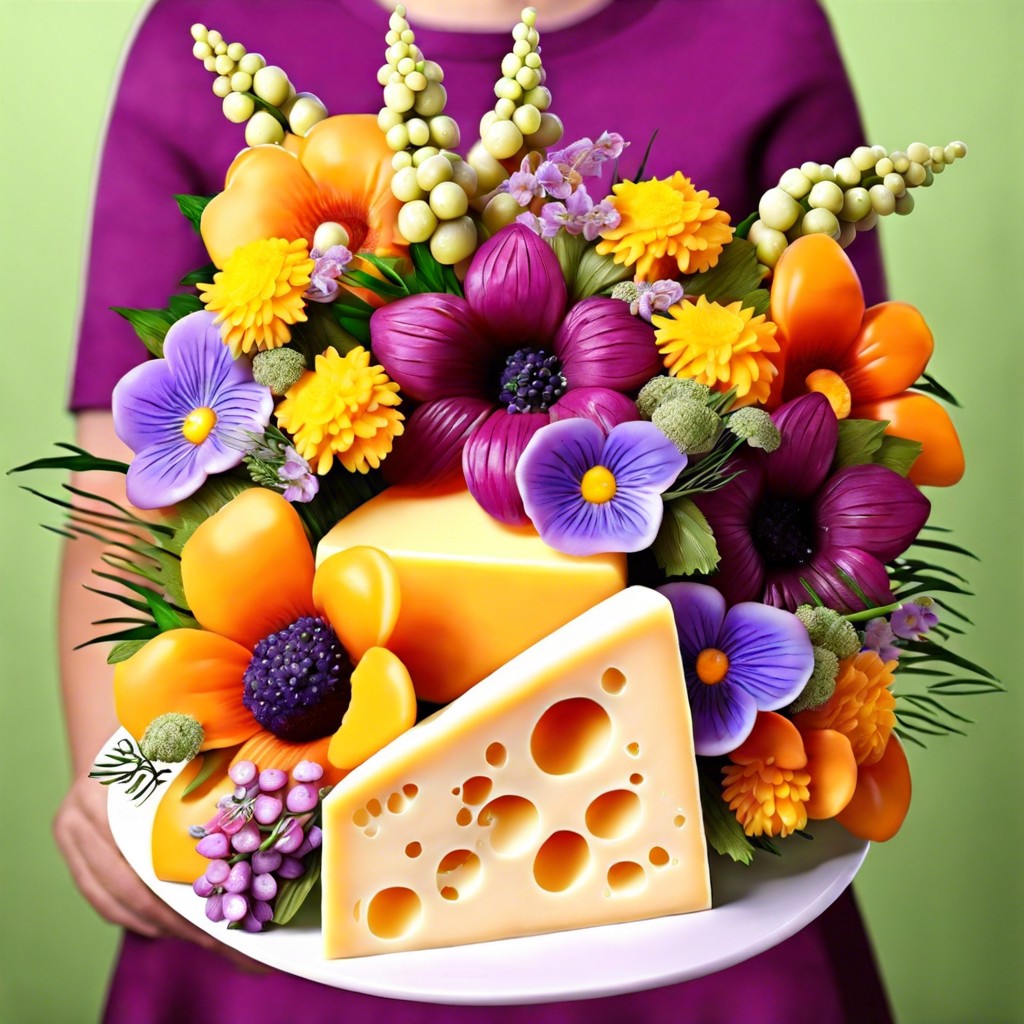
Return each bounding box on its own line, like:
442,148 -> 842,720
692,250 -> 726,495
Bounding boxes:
681,237 -> 764,304
833,419 -> 887,470
107,639 -> 150,664
273,850 -> 322,924
408,242 -> 463,296
179,262 -> 217,287
10,450 -> 129,476
738,287 -> 770,317
168,293 -> 204,318
875,435 -> 922,477
652,498 -> 720,577
291,302 -> 362,361
180,749 -> 231,798
328,293 -> 373,346
913,371 -> 961,408
174,193 -> 215,233
358,254 -> 410,291
343,267 -> 409,299
734,210 -> 759,240
571,242 -> 632,302
699,766 -> 755,865
904,638 -> 1001,683
76,625 -> 160,649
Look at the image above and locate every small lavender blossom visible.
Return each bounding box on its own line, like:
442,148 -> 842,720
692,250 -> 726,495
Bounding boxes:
279,446 -> 319,503
505,168 -> 544,206
636,279 -> 685,321
538,186 -> 597,238
515,211 -> 544,235
864,616 -> 900,662
548,132 -> 627,178
305,245 -> 353,303
890,601 -> 939,641
535,159 -> 573,199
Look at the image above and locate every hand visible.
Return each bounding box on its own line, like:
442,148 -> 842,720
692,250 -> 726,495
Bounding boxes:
54,774 -> 264,971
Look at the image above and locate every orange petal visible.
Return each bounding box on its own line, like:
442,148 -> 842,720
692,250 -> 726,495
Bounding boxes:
805,369 -> 852,419
181,489 -> 316,650
729,711 -> 807,770
842,303 -> 934,402
852,392 -> 965,487
314,546 -> 401,661
802,728 -> 858,819
113,630 -> 255,748
152,747 -> 237,882
328,647 -> 416,770
769,234 -> 864,382
201,144 -> 320,267
835,734 -> 912,841
234,732 -> 347,787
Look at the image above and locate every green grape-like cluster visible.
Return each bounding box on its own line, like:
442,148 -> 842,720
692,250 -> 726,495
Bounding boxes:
190,24 -> 328,145
377,6 -> 478,265
749,139 -> 968,269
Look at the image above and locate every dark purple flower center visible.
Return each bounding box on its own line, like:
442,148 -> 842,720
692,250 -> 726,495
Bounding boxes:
752,495 -> 816,567
242,616 -> 351,742
498,347 -> 567,413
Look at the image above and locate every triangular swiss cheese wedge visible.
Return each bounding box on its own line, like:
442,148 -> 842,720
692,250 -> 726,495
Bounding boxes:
321,586 -> 711,958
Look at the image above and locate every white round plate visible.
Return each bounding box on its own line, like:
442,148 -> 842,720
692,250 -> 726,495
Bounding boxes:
107,730 -> 868,1005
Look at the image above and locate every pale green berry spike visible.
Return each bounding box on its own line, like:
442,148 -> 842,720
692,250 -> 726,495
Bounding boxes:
636,376 -> 712,420
253,348 -> 307,396
788,647 -> 840,714
140,713 -> 205,763
727,407 -> 781,452
651,398 -> 723,455
795,605 -> 860,659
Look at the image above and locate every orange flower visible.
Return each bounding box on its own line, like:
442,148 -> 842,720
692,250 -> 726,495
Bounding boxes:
767,234 -> 963,486
114,488 -> 417,781
200,114 -> 405,270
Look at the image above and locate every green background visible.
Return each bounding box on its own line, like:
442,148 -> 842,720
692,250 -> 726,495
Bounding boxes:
1,1 -> 1020,1021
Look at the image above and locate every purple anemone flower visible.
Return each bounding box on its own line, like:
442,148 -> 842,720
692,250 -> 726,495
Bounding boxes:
371,224 -> 661,523
660,582 -> 814,756
516,419 -> 686,555
693,392 -> 931,611
112,310 -> 274,508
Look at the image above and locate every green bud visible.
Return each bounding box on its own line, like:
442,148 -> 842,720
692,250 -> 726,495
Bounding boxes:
253,347 -> 307,395
795,605 -> 860,659
727,407 -> 781,451
652,398 -> 723,455
611,281 -> 640,305
140,713 -> 205,763
636,376 -> 711,419
572,244 -> 632,301
788,646 -> 839,713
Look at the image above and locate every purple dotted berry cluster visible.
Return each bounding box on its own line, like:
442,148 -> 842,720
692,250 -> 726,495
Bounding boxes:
190,758 -> 326,932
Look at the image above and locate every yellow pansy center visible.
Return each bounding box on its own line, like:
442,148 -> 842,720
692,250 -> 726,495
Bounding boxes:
182,407 -> 217,444
695,647 -> 730,685
580,465 -> 617,504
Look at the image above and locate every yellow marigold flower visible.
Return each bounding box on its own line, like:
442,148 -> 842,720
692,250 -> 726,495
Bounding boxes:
652,295 -> 780,406
595,173 -> 733,279
276,346 -> 404,475
792,650 -> 897,767
198,237 -> 314,357
722,760 -> 811,838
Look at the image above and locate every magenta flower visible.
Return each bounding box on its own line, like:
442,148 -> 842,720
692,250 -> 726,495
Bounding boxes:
660,583 -> 813,755
112,311 -> 274,509
371,224 -> 661,523
516,419 -> 686,555
693,392 -> 930,611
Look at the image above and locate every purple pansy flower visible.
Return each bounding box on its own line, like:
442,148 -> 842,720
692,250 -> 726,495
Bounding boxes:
516,418 -> 686,555
864,617 -> 901,661
371,224 -> 661,523
693,392 -> 930,611
660,582 -> 814,756
112,310 -> 274,508
890,601 -> 939,641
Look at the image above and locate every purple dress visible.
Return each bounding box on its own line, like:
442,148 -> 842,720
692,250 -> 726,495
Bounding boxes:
74,2 -> 893,1020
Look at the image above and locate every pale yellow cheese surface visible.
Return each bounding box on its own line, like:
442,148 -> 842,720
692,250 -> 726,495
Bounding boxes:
315,485 -> 626,703
321,587 -> 711,959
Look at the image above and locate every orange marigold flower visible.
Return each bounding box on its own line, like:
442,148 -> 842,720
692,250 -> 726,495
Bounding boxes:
595,172 -> 733,279
793,650 -> 896,766
276,345 -> 404,475
198,237 -> 313,357
653,295 -> 780,406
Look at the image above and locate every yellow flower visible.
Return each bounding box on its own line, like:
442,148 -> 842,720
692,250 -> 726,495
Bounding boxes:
653,295 -> 780,406
198,237 -> 314,357
595,173 -> 733,279
276,346 -> 404,474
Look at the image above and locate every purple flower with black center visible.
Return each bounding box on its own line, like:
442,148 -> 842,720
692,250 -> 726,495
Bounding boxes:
278,446 -> 319,503
890,601 -> 939,641
112,310 -> 274,509
659,582 -> 814,756
864,616 -> 901,661
305,245 -> 353,303
371,224 -> 661,524
515,418 -> 686,555
693,392 -> 931,611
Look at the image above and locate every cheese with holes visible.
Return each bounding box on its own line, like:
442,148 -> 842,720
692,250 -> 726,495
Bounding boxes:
321,587 -> 710,958
315,484 -> 626,703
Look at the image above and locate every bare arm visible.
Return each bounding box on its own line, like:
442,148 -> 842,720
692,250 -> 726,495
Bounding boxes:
53,410 -> 254,962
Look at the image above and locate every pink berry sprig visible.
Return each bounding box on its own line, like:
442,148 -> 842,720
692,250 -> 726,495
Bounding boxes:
190,759 -> 328,932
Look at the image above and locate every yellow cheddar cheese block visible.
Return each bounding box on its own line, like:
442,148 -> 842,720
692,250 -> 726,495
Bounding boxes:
321,586 -> 711,958
315,484 -> 626,703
